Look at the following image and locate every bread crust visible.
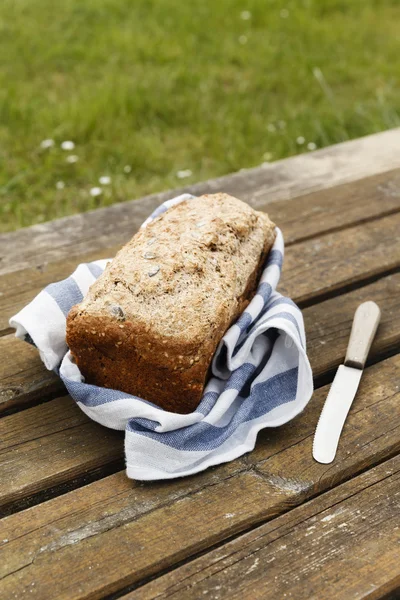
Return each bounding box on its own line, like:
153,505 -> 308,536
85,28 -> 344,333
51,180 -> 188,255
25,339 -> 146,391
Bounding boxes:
66,193 -> 276,413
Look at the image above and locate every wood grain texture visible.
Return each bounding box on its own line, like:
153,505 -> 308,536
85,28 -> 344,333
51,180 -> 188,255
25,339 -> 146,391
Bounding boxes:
1,355 -> 399,599
245,355 -> 400,478
0,396 -> 123,510
127,455 -> 400,600
2,202 -> 400,336
1,273 -> 399,506
270,167 -> 400,245
279,211 -> 400,305
1,167 -> 400,286
304,273 -> 400,379
1,132 -> 400,599
0,245 -> 121,336
1,128 -> 400,276
0,334 -> 63,414
2,272 -> 399,416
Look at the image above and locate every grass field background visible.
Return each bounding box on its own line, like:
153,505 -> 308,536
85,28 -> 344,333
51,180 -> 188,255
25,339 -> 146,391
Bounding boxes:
1,0 -> 399,232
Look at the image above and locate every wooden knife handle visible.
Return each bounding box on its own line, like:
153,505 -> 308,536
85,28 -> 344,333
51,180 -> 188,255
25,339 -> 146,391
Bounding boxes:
344,301 -> 381,370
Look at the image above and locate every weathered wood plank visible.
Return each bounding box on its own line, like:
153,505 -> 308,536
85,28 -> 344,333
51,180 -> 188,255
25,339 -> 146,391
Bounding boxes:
2,168 -> 400,336
304,272 -> 400,379
279,211 -> 400,305
1,273 -> 399,506
2,206 -> 400,336
0,396 -> 123,510
2,272 -> 399,416
0,334 -> 62,414
1,128 -> 400,276
1,355 -> 399,599
270,167 -> 400,244
0,246 -> 121,336
127,455 -> 400,600
0,167 -> 399,295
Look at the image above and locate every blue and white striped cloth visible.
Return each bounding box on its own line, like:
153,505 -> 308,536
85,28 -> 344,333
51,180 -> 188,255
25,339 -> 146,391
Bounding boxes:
10,194 -> 313,480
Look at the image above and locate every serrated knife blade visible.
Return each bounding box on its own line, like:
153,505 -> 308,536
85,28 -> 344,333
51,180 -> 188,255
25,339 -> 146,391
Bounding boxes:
312,301 -> 381,464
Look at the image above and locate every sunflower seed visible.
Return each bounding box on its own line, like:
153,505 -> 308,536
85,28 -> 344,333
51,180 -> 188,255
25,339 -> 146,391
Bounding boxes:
148,265 -> 160,277
110,304 -> 125,320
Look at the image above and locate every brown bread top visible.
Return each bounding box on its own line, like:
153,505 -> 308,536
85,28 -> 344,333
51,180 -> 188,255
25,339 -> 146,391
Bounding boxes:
66,193 -> 276,413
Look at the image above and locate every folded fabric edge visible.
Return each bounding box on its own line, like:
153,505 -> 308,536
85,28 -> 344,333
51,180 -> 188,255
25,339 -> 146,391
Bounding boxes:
125,392 -> 313,481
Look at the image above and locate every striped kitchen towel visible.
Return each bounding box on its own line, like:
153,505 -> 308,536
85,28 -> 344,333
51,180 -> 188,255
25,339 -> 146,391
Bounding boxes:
10,194 -> 313,480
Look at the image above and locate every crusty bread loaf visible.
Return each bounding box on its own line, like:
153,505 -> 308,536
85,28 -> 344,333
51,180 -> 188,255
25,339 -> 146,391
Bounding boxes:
66,193 -> 276,413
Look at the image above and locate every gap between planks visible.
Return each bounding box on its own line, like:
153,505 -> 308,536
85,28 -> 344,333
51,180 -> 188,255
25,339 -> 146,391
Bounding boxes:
3,189 -> 400,412
1,267 -> 400,418
1,128 -> 400,276
2,166 -> 400,281
284,206 -> 400,247
0,131 -> 400,596
2,151 -> 400,344
1,200 -> 400,339
1,458 -> 125,517
297,265 -> 400,310
3,334 -> 399,518
120,455 -> 400,600
0,353 -> 399,600
4,251 -> 399,415
1,271 -> 399,515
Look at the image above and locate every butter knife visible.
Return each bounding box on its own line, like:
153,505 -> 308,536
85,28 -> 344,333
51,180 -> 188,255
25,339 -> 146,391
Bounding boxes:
312,301 -> 381,464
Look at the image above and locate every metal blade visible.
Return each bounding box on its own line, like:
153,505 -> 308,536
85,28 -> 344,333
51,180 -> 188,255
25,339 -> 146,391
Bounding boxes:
313,365 -> 363,464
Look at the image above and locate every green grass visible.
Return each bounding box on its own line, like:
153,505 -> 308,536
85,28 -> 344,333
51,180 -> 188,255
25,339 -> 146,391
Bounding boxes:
1,0 -> 399,232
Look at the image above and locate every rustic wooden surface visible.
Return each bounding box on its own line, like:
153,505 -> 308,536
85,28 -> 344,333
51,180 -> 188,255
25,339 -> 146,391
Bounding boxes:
0,396 -> 123,511
1,127 -> 400,276
0,334 -> 62,413
1,356 -> 399,599
2,170 -> 400,335
1,278 -> 399,513
1,272 -> 399,417
127,456 -> 400,600
1,129 -> 400,599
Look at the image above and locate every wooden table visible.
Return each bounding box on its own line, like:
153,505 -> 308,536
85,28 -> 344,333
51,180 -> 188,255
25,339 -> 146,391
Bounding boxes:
1,129 -> 400,600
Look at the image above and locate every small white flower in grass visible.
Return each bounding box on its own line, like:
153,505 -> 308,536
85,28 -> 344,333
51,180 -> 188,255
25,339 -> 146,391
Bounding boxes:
90,187 -> 102,197
123,165 -> 132,173
61,140 -> 75,151
296,136 -> 305,145
267,123 -> 276,133
277,120 -> 286,129
240,10 -> 251,20
307,142 -> 317,150
66,154 -> 79,163
40,139 -> 54,149
239,35 -> 248,45
56,181 -> 65,190
280,8 -> 289,18
99,175 -> 111,185
176,169 -> 192,179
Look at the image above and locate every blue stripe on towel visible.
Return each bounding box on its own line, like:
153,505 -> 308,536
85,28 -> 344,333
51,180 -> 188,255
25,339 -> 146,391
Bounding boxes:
11,193 -> 313,480
126,367 -> 298,451
87,263 -> 103,278
46,277 -> 83,316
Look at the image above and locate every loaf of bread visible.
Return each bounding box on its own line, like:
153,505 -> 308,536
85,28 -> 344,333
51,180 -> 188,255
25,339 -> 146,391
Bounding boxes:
66,193 -> 276,413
